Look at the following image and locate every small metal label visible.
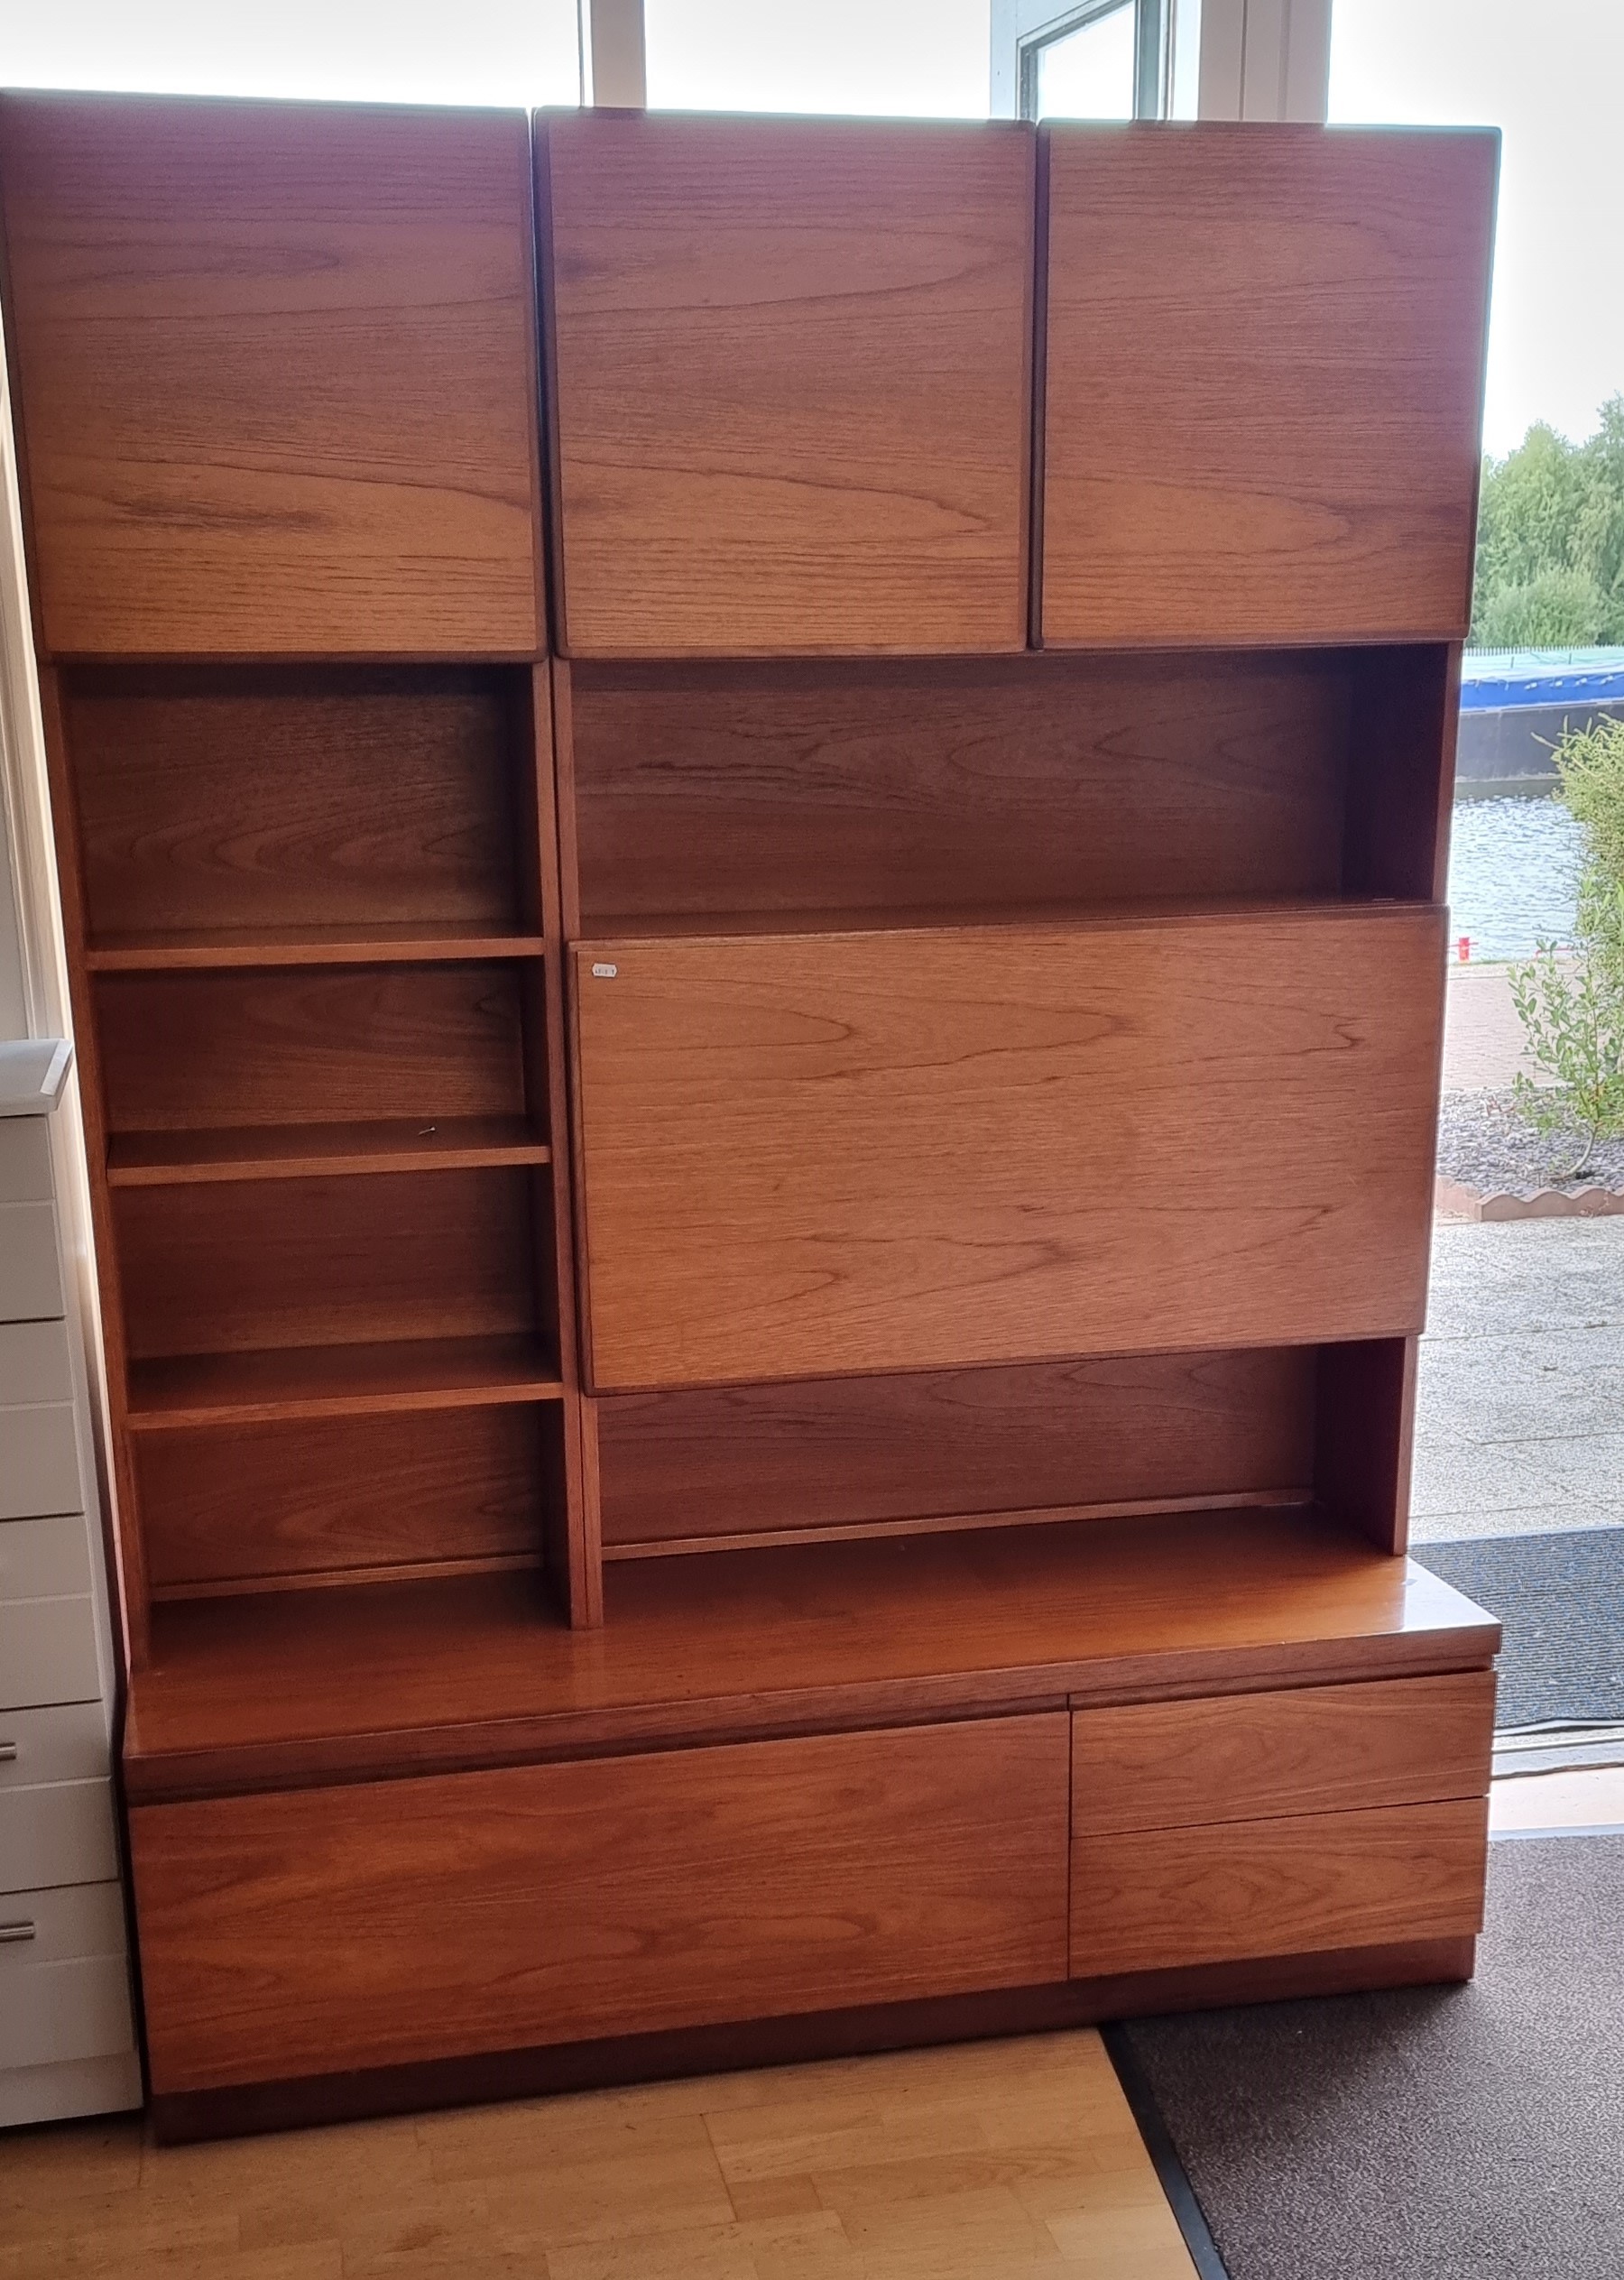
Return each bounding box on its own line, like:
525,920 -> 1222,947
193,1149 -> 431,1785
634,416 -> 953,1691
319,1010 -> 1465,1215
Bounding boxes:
591,963 -> 618,979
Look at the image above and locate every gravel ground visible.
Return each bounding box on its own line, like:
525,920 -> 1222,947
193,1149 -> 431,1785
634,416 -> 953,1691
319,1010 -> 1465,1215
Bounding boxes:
1437,1087 -> 1624,1196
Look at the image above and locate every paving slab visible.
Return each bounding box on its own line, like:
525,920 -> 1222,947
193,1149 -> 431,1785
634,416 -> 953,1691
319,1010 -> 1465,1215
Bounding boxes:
1415,1218 -> 1624,1544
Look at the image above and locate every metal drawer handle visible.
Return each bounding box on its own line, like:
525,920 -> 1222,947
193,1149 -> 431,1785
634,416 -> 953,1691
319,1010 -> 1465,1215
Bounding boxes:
0,1920 -> 37,1943
0,1742 -> 16,1762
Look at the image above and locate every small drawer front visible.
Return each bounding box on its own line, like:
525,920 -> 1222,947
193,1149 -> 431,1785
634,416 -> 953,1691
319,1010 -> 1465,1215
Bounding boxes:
0,1318 -> 76,1406
1070,1798 -> 1489,1980
0,1117 -> 53,1202
0,1202 -> 64,1323
0,1516 -> 95,1602
0,1402 -> 82,1520
0,1882 -> 135,2069
0,1594 -> 101,1710
0,1778 -> 119,1893
1071,1673 -> 1496,1836
0,1701 -> 109,1789
131,1715 -> 1071,2093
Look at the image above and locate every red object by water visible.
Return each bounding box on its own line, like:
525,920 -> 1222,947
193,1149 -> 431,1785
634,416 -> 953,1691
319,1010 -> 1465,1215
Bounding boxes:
1457,936 -> 1472,962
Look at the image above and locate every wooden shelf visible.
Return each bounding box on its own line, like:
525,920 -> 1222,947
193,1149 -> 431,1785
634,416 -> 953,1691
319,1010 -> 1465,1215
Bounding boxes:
86,923 -> 547,972
126,1334 -> 564,1431
577,893 -> 1435,944
122,1505 -> 1499,1800
107,1118 -> 551,1186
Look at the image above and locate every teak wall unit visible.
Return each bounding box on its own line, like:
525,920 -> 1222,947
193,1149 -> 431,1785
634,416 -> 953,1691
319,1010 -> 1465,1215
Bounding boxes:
0,94 -> 1502,2138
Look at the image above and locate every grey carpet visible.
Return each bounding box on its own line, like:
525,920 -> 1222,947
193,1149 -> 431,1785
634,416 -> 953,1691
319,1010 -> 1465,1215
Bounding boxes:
1123,1837 -> 1624,2280
1413,1529 -> 1624,1726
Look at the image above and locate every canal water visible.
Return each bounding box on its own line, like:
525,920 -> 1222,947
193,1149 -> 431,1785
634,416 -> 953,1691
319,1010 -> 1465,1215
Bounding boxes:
1445,791 -> 1582,962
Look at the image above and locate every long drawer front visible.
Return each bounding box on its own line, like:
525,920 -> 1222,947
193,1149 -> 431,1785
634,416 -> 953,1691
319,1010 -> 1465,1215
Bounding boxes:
130,1715 -> 1071,2093
571,906 -> 1444,1389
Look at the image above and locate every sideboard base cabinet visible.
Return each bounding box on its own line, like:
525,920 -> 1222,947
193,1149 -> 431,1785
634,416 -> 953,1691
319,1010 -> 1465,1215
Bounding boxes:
123,1508 -> 1498,2134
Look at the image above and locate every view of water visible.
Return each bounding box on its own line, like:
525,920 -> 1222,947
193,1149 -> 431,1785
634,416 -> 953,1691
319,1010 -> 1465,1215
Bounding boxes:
1446,793 -> 1582,961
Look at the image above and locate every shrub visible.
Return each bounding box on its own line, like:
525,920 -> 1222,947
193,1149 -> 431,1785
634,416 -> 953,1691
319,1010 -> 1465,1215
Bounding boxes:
1555,712 -> 1624,940
1474,565 -> 1610,650
1509,924 -> 1624,1177
1507,716 -> 1624,1176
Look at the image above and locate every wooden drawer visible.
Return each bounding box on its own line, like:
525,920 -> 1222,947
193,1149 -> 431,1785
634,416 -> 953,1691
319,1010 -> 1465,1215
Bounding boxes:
0,93 -> 541,657
541,112 -> 1033,658
0,1882 -> 134,2069
1071,1673 -> 1496,1835
571,906 -> 1443,1389
131,1715 -> 1070,2093
1039,127 -> 1496,647
1070,1798 -> 1489,1979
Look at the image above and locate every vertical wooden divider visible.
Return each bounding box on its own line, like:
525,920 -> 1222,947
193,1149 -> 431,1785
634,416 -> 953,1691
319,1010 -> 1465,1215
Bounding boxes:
36,664 -> 150,1665
1315,1339 -> 1419,1557
521,662 -> 599,1625
546,657 -> 603,1616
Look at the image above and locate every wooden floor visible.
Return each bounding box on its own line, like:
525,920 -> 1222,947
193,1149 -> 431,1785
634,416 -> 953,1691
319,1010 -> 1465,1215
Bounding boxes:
0,2029 -> 1195,2278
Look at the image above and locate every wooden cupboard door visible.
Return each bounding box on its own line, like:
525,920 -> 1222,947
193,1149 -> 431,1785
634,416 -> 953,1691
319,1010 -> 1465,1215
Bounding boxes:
0,95 -> 541,657
541,113 -> 1034,657
1071,1673 -> 1495,1836
1039,126 -> 1497,648
130,1717 -> 1070,2091
1070,1799 -> 1490,1979
570,906 -> 1444,1391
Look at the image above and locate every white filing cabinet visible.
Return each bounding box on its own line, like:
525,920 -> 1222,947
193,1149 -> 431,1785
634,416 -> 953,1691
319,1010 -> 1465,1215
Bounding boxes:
0,1043 -> 141,2125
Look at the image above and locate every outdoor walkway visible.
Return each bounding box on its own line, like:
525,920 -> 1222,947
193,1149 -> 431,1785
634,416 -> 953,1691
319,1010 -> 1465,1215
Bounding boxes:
1442,959 -> 1548,1093
1416,1216 -> 1624,1542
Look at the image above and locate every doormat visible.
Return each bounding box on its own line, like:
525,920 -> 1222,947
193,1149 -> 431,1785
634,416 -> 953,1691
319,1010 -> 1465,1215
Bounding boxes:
1412,1528 -> 1624,1727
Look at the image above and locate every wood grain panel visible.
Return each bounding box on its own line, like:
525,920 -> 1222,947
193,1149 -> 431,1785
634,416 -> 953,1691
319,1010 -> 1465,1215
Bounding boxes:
1069,1798 -> 1489,1979
571,905 -> 1444,1389
1040,126 -> 1497,646
598,1348 -> 1315,1552
0,93 -> 541,655
542,113 -> 1033,656
97,964 -> 531,1138
64,668 -> 526,943
567,651 -> 1350,920
136,1407 -> 549,1593
1070,1672 -> 1495,1835
115,1168 -> 538,1360
123,1509 -> 1499,1802
130,1716 -> 1070,2091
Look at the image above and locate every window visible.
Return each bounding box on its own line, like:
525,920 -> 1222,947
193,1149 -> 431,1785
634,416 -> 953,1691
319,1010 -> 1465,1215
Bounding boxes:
5,0 -> 581,106
644,0 -> 992,116
992,0 -> 1179,119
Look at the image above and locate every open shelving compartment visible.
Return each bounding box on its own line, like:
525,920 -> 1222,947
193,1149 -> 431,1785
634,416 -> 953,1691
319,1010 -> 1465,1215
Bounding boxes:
45,659 -> 591,1648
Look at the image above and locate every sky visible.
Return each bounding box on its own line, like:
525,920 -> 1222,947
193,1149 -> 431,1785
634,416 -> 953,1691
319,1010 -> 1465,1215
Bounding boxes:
1328,0 -> 1624,459
5,0 -> 1619,458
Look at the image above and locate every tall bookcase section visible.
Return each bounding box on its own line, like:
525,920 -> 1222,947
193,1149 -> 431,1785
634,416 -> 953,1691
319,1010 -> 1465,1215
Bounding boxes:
544,115 -> 1497,1585
0,93 -> 594,1658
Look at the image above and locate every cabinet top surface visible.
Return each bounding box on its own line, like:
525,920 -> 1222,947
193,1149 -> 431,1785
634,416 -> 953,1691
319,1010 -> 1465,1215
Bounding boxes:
125,1506 -> 1498,1802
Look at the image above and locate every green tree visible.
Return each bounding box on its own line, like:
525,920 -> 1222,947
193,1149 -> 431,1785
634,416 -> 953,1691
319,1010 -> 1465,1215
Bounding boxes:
1474,565 -> 1608,650
1472,394 -> 1624,644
